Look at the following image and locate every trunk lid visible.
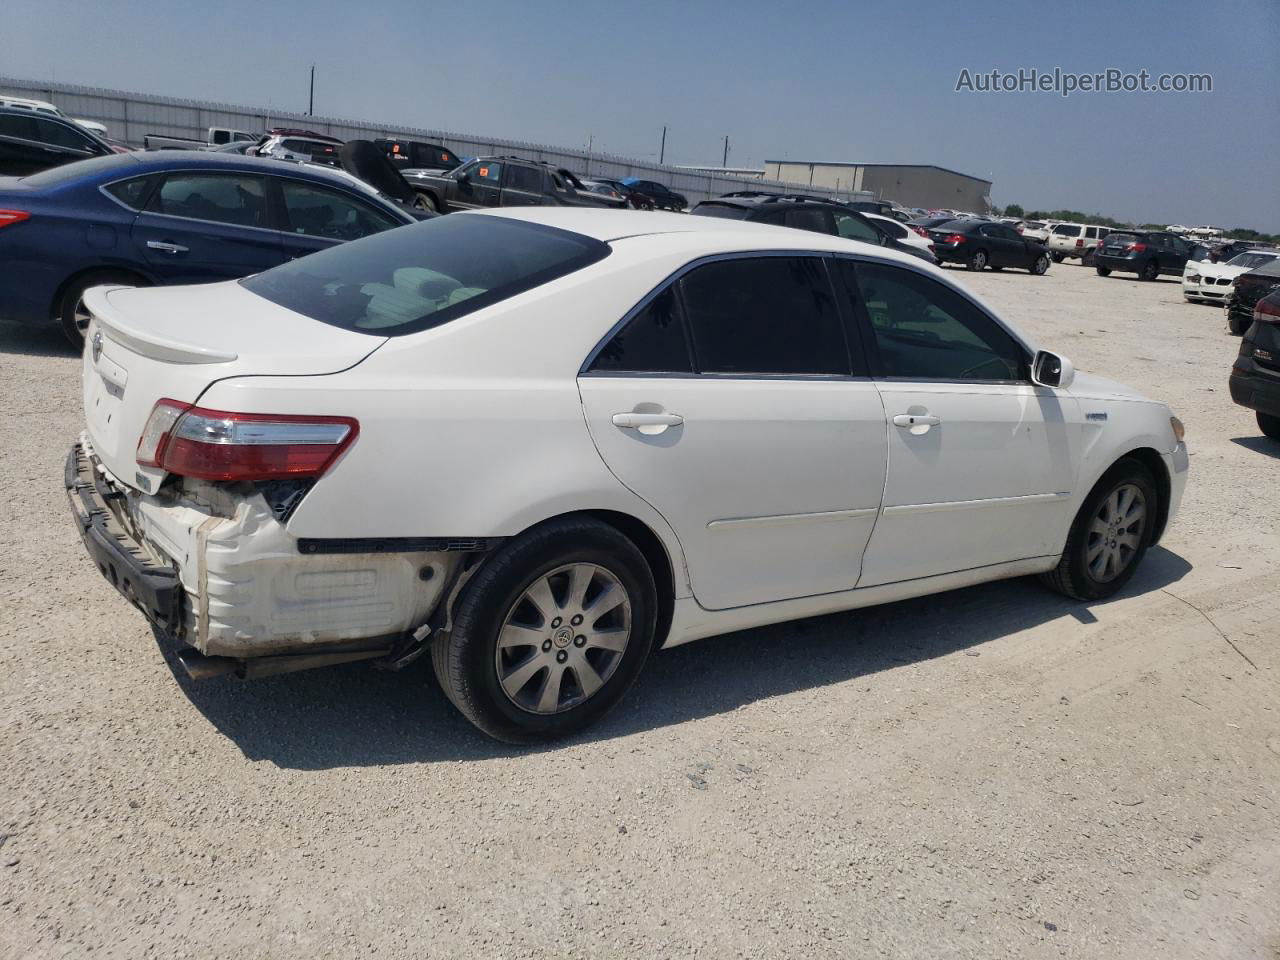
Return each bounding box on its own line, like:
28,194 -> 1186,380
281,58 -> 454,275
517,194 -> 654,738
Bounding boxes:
82,279 -> 385,491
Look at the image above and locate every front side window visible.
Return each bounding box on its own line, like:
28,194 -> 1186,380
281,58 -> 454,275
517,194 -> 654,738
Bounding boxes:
679,257 -> 848,375
147,173 -> 269,228
846,261 -> 1026,381
33,117 -> 95,151
588,286 -> 692,374
279,180 -> 399,241
241,215 -> 609,336
471,161 -> 502,185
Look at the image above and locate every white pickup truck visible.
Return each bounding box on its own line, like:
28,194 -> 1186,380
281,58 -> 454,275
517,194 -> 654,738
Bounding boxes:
143,127 -> 257,151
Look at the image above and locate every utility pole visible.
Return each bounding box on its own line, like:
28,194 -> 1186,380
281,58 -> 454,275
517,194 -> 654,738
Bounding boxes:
659,126 -> 667,165
308,65 -> 315,116
722,135 -> 729,168
586,134 -> 593,176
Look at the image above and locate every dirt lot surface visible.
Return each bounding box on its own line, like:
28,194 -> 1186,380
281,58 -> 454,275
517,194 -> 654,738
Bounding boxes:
1,262 -> 1277,960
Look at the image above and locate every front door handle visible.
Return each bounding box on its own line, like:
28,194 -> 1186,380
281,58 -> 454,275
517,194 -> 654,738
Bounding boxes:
612,412 -> 684,435
146,240 -> 189,254
893,413 -> 941,430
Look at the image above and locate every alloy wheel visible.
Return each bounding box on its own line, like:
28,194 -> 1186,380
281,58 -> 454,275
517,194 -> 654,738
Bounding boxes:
1086,483 -> 1147,582
73,296 -> 93,338
494,563 -> 632,715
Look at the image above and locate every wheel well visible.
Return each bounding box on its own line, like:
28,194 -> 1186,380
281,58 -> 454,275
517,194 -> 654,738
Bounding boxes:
50,266 -> 152,319
1118,447 -> 1172,544
579,509 -> 676,651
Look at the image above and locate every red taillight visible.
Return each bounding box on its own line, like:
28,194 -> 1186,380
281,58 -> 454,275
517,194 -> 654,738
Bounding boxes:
0,209 -> 30,229
137,400 -> 358,482
1125,242 -> 1147,253
1255,297 -> 1280,324
909,225 -> 928,238
1075,238 -> 1084,247
945,233 -> 966,245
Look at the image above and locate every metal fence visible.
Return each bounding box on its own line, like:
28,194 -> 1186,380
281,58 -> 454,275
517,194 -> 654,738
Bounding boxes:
0,76 -> 871,207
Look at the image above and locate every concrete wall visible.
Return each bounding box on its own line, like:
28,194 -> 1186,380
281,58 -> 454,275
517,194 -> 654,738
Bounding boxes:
0,76 -> 870,208
764,161 -> 993,212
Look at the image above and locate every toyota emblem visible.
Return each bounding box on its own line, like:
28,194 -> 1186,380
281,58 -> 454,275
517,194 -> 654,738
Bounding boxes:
91,331 -> 103,363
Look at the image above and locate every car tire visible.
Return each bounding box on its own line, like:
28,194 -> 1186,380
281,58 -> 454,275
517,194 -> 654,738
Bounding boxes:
1082,250 -> 1097,267
1051,252 -> 1066,263
412,192 -> 437,213
1228,314 -> 1248,336
1140,260 -> 1160,281
1039,458 -> 1158,601
1031,254 -> 1050,275
432,516 -> 657,743
58,270 -> 147,349
1096,266 -> 1111,277
966,250 -> 988,271
1258,412 -> 1280,440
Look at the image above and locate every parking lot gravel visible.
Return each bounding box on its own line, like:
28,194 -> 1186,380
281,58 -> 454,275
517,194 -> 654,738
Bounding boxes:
1,262 -> 1276,960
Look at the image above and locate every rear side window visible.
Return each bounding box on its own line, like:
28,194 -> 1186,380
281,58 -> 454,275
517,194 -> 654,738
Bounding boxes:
241,215 -> 609,336
692,203 -> 749,220
0,114 -> 39,140
279,180 -> 400,241
103,175 -> 157,210
147,173 -> 269,228
32,117 -> 95,151
842,261 -> 1026,381
783,207 -> 834,234
679,257 -> 848,375
505,165 -> 543,193
588,286 -> 692,374
1054,224 -> 1082,237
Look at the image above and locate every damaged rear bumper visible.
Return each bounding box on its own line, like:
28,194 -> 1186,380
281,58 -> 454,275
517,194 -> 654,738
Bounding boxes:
66,441 -> 469,677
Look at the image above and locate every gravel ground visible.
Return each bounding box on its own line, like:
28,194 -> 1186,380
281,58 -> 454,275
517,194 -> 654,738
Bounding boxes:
1,261 -> 1276,960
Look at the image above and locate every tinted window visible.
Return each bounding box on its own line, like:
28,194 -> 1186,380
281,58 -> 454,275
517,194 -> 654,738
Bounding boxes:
589,286 -> 692,374
848,262 -> 1026,381
103,175 -> 157,210
784,207 -> 833,234
1053,224 -> 1082,237
241,215 -> 609,336
692,203 -> 749,220
147,173 -> 269,228
0,114 -> 39,140
679,257 -> 848,375
32,117 -> 95,151
834,210 -> 880,243
876,218 -> 907,239
506,165 -> 543,193
280,180 -> 399,241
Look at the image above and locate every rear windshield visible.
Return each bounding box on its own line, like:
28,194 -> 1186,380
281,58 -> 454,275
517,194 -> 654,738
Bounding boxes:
22,152 -> 138,186
692,203 -> 750,220
1024,221 -> 1046,229
1053,224 -> 1082,237
1106,232 -> 1139,244
240,214 -> 610,336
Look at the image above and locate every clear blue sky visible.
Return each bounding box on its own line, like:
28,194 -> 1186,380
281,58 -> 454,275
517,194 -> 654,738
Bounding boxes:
5,0 -> 1278,230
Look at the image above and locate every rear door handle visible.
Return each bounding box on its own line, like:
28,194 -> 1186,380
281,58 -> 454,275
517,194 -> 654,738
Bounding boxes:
612,412 -> 684,434
146,240 -> 188,254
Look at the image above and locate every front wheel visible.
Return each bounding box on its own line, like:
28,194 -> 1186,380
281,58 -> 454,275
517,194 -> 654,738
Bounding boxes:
1040,459 -> 1158,601
433,517 -> 657,743
1259,412 -> 1280,440
412,192 -> 437,213
966,249 -> 988,271
1031,254 -> 1050,275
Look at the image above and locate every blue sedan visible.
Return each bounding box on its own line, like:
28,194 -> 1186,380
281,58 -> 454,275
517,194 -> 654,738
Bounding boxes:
0,151 -> 419,345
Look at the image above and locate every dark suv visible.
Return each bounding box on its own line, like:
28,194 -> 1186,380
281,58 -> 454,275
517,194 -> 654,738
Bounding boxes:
689,193 -> 936,264
0,106 -> 114,176
1094,231 -> 1192,280
1228,285 -> 1280,439
403,156 -> 615,213
619,177 -> 687,211
1227,259 -> 1280,335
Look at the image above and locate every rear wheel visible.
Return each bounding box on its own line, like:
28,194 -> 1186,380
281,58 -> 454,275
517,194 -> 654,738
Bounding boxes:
58,270 -> 148,349
966,249 -> 988,271
1096,265 -> 1111,277
1051,252 -> 1066,263
1040,459 -> 1158,601
1031,253 -> 1050,275
1228,313 -> 1250,336
1140,260 -> 1160,281
1082,249 -> 1097,267
1259,412 -> 1280,440
412,192 -> 437,213
433,517 -> 657,743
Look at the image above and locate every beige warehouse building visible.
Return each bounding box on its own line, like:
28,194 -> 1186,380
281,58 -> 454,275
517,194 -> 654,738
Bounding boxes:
764,160 -> 993,212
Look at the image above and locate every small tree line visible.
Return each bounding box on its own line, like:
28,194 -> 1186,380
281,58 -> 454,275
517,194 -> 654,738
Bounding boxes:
995,203 -> 1278,246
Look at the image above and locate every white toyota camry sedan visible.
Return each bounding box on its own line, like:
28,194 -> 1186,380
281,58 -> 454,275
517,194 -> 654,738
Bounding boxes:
68,209 -> 1189,742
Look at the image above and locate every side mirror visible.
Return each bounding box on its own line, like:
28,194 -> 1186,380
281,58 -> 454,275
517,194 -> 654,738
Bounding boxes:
1032,350 -> 1074,389
455,170 -> 470,184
